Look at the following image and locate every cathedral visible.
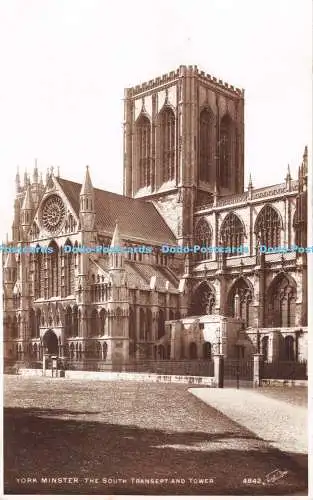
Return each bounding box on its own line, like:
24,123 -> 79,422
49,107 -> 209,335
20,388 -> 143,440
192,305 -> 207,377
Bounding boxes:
3,65 -> 308,369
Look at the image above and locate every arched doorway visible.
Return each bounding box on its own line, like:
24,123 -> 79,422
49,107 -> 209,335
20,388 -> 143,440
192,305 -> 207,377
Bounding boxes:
262,336 -> 269,362
203,342 -> 212,359
284,335 -> 295,361
42,329 -> 59,355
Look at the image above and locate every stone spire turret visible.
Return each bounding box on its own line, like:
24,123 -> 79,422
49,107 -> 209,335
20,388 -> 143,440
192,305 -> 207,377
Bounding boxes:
79,166 -> 95,231
33,159 -> 39,183
15,166 -> 21,193
21,185 -> 33,233
110,221 -> 124,270
285,164 -> 291,190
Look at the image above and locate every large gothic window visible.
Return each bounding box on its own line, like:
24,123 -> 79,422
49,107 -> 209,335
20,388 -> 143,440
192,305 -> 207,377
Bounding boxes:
199,109 -> 214,183
191,282 -> 215,316
293,195 -> 307,247
146,309 -> 152,341
129,308 -> 136,357
29,309 -> 36,338
266,274 -> 296,327
72,306 -> 78,337
160,107 -> 175,183
65,306 -> 72,338
64,239 -> 74,297
36,310 -> 41,338
194,218 -> 213,261
284,336 -> 295,361
136,114 -> 151,188
228,278 -> 253,327
139,308 -> 146,340
219,114 -> 232,188
35,247 -> 42,299
255,205 -> 281,248
91,309 -> 99,336
48,241 -> 59,298
220,213 -> 245,255
99,309 -> 106,336
158,309 -> 165,339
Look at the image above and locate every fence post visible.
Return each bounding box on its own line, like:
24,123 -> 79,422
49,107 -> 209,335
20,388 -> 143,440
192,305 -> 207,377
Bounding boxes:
42,354 -> 47,377
253,353 -> 263,387
213,354 -> 224,388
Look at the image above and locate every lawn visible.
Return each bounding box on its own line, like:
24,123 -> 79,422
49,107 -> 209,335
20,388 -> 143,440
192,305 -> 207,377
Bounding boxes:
3,375 -> 307,495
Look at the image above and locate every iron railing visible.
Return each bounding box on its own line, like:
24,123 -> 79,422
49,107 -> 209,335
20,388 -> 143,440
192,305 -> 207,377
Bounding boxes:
262,360 -> 307,380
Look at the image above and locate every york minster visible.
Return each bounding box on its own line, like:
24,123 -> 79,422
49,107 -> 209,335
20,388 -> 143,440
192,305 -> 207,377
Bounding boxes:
3,65 -> 308,368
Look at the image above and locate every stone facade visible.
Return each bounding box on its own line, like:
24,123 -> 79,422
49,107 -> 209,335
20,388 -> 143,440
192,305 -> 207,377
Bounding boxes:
3,65 -> 308,367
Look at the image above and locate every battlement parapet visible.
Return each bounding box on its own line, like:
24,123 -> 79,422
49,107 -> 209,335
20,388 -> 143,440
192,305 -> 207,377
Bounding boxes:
125,65 -> 244,98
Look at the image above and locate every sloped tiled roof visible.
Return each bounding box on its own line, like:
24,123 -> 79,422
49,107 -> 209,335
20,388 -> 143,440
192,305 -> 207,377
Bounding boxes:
125,261 -> 179,291
93,256 -> 179,291
57,178 -> 176,246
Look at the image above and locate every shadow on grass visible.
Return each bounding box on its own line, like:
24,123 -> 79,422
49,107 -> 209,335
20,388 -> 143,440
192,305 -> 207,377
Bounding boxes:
3,406 -> 307,496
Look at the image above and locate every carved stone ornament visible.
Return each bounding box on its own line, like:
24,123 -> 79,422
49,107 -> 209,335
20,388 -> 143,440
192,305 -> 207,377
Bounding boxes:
40,195 -> 66,233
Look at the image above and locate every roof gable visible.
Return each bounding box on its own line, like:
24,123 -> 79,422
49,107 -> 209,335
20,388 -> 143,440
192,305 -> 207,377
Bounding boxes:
56,178 -> 176,245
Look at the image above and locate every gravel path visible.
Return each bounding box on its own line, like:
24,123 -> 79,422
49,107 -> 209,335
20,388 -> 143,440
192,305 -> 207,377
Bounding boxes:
189,388 -> 307,457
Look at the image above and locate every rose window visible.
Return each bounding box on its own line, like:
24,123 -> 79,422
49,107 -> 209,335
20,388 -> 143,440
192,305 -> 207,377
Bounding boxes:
41,195 -> 66,233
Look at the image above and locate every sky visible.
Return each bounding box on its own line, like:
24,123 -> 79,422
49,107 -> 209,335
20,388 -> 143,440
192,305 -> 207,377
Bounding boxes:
0,0 -> 311,239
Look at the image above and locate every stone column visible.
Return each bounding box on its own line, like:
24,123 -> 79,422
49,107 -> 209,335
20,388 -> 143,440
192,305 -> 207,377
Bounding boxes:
253,354 -> 263,387
213,354 -> 224,388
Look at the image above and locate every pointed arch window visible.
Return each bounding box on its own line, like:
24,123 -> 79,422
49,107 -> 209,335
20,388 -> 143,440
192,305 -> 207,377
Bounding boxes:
228,278 -> 253,327
284,335 -> 295,361
219,114 -> 232,188
72,306 -> 78,337
139,308 -> 146,340
65,306 -> 72,338
146,309 -> 152,341
194,218 -> 212,261
91,309 -> 99,336
255,205 -> 281,248
136,114 -> 151,188
266,274 -> 296,327
64,239 -> 74,296
48,241 -> 59,298
158,309 -> 165,339
199,109 -> 214,183
293,195 -> 307,247
160,107 -> 175,183
220,213 -> 245,256
35,246 -> 42,299
191,282 -> 216,316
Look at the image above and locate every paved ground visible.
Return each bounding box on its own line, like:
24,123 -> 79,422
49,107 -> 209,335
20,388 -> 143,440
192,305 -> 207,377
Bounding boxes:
190,387 -> 307,458
253,385 -> 308,407
3,375 -> 308,495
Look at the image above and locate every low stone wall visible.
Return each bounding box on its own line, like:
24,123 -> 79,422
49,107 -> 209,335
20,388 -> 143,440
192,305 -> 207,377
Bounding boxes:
17,368 -> 215,386
261,378 -> 307,387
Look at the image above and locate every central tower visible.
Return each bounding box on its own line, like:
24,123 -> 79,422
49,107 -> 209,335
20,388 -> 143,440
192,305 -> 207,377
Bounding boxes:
123,65 -> 244,244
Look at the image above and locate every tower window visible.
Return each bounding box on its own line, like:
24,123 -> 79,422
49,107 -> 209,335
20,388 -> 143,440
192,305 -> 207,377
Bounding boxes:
136,114 -> 151,188
160,107 -> 175,183
199,109 -> 214,183
219,114 -> 232,188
